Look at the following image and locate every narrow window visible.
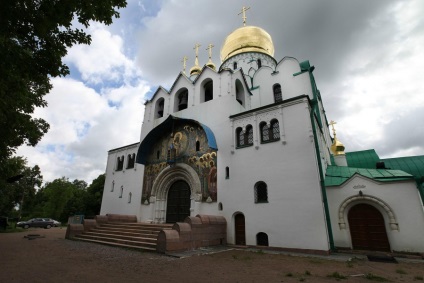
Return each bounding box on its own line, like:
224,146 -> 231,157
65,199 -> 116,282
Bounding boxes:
236,127 -> 244,147
157,150 -> 160,160
218,202 -> 223,211
271,119 -> 280,141
204,81 -> 213,102
273,84 -> 282,102
116,156 -> 124,171
119,186 -> 124,198
254,181 -> 268,203
196,140 -> 200,151
256,232 -> 269,246
257,59 -> 262,68
128,192 -> 132,203
246,125 -> 253,145
260,122 -> 269,142
233,62 -> 237,70
111,180 -> 115,192
127,153 -> 135,169
235,79 -> 245,106
225,167 -> 230,179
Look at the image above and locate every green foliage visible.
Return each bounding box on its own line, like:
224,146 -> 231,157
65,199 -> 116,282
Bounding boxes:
84,174 -> 105,217
414,275 -> 423,280
326,272 -> 347,280
0,0 -> 127,162
364,273 -> 389,281
0,156 -> 42,217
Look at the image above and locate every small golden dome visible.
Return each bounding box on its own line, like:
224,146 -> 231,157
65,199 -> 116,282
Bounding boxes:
331,137 -> 346,156
220,26 -> 275,62
189,65 -> 201,76
206,59 -> 216,71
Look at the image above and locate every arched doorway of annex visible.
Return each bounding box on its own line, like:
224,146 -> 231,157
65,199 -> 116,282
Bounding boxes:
233,212 -> 246,245
338,195 -> 398,252
150,163 -> 202,223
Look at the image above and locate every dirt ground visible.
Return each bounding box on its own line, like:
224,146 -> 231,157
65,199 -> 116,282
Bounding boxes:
1,228 -> 423,283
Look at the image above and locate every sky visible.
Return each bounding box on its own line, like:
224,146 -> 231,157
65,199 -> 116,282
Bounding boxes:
16,0 -> 424,185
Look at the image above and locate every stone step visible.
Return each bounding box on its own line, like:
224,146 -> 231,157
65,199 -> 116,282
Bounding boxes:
75,233 -> 157,249
73,237 -> 157,252
94,226 -> 165,234
83,231 -> 157,243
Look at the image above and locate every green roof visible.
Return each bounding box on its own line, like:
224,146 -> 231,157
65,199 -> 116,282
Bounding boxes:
345,149 -> 380,169
325,165 -> 413,187
381,155 -> 424,182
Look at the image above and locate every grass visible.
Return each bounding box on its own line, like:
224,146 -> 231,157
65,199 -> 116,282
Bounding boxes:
326,272 -> 347,280
396,269 -> 407,275
365,273 -> 389,282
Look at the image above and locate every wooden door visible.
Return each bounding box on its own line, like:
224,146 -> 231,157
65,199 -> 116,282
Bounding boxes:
235,214 -> 246,245
348,203 -> 390,251
166,180 -> 191,223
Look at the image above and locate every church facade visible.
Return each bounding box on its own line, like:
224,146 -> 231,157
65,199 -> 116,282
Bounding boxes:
100,15 -> 424,254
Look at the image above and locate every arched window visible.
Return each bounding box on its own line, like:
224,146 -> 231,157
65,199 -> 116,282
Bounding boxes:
157,150 -> 160,160
218,202 -> 223,211
260,122 -> 269,143
257,59 -> 262,68
201,79 -> 213,103
155,98 -> 165,118
254,181 -> 268,203
260,120 -> 280,143
128,192 -> 132,203
175,88 -> 188,112
236,125 -> 254,148
271,119 -> 280,141
246,125 -> 253,145
116,156 -> 124,171
111,180 -> 115,192
127,153 -> 135,169
235,79 -> 245,106
236,127 -> 244,147
256,232 -> 269,246
273,84 -> 282,102
225,166 -> 230,179
233,62 -> 238,70
196,140 -> 200,151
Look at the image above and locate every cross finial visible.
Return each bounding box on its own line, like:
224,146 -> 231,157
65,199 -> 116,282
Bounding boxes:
329,120 -> 337,137
238,6 -> 250,26
181,56 -> 188,74
206,44 -> 214,59
193,43 -> 201,66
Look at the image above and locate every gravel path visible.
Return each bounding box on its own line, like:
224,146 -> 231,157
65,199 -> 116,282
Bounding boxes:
1,228 -> 423,282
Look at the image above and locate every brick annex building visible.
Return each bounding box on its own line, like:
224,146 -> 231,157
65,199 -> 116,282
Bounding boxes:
97,10 -> 424,254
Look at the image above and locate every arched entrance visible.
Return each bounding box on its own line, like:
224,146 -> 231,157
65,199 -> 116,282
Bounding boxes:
348,203 -> 390,251
235,213 -> 246,245
166,180 -> 191,223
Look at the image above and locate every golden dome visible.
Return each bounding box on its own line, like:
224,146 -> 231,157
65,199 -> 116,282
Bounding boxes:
206,59 -> 216,71
189,65 -> 201,76
331,137 -> 346,156
220,26 -> 275,62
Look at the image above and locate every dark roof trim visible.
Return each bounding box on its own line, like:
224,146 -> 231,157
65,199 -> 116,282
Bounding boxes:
108,142 -> 140,153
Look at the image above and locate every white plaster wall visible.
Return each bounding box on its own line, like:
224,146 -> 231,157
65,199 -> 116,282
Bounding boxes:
100,144 -> 144,219
326,175 -> 424,252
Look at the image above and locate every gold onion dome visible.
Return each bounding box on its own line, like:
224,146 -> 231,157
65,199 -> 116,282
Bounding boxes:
220,26 -> 275,62
331,137 -> 346,156
189,65 -> 201,76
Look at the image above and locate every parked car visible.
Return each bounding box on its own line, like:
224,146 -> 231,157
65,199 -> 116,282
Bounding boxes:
16,218 -> 54,229
42,218 -> 61,227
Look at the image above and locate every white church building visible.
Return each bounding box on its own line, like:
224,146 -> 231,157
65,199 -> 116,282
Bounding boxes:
100,11 -> 424,254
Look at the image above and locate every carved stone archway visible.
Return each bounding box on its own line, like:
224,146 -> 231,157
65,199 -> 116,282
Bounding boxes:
149,163 -> 201,223
338,195 -> 398,231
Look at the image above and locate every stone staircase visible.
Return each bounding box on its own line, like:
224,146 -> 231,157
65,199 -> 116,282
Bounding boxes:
74,222 -> 173,252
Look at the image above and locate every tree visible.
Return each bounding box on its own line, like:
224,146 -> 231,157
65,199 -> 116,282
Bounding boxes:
0,0 -> 127,162
84,174 -> 106,217
0,157 -> 42,217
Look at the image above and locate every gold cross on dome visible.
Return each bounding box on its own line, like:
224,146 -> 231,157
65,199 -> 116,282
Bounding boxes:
329,120 -> 337,137
193,43 -> 201,57
181,56 -> 188,74
238,6 -> 250,26
206,44 -> 214,59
